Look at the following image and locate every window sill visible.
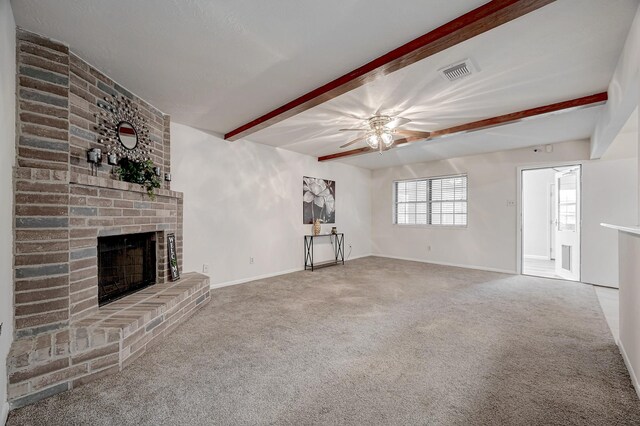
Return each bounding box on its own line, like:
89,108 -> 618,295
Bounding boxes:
392,224 -> 468,230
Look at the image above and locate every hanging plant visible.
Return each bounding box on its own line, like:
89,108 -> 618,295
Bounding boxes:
115,158 -> 161,199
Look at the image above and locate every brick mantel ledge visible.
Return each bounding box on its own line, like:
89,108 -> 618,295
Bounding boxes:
70,172 -> 183,199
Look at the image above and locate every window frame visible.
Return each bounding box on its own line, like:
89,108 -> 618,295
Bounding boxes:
392,173 -> 468,228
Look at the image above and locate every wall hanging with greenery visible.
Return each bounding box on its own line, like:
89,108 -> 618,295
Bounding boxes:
115,158 -> 161,199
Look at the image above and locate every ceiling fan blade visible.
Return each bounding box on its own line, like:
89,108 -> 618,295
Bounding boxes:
386,117 -> 412,129
340,136 -> 367,149
393,129 -> 431,138
338,128 -> 368,132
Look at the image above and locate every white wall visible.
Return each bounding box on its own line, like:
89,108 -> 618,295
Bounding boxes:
370,139 -> 636,287
618,231 -> 640,398
522,168 -> 555,259
582,130 -> 637,288
591,3 -> 640,158
521,151 -> 637,288
371,140 -> 591,274
171,123 -> 372,287
0,0 -> 15,421
618,26 -> 640,398
590,3 -> 640,397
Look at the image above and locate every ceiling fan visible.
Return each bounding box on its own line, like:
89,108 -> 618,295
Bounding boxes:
338,115 -> 431,154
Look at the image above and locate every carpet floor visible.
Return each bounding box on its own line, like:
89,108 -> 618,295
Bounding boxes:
7,257 -> 640,425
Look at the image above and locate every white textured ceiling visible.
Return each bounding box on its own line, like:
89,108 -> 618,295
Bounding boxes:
11,0 -> 639,170
248,0 -> 637,161
10,0 -> 485,133
339,105 -> 604,169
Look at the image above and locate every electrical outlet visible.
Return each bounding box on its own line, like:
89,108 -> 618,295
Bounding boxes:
506,200 -> 516,207
202,264 -> 209,274
249,257 -> 254,264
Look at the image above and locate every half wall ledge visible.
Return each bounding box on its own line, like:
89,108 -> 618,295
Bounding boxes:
601,223 -> 640,235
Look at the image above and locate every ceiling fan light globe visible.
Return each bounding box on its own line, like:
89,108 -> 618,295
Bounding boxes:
366,134 -> 379,149
381,132 -> 394,146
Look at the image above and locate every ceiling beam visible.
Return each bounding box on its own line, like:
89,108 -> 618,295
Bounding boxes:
224,0 -> 556,141
317,92 -> 609,162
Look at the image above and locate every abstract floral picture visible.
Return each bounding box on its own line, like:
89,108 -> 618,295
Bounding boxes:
303,176 -> 335,224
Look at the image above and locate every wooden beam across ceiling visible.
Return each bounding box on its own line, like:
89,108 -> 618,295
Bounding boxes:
317,92 -> 609,162
224,0 -> 556,141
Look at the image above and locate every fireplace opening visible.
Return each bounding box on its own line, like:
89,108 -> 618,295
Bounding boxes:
97,232 -> 157,306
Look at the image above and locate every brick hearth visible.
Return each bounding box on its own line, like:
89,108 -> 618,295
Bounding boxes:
7,29 -> 210,408
8,274 -> 209,408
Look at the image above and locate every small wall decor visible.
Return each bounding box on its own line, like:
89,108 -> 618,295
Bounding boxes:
96,95 -> 162,198
167,233 -> 180,281
303,176 -> 335,224
95,95 -> 153,163
86,148 -> 103,176
107,152 -> 118,166
86,148 -> 102,164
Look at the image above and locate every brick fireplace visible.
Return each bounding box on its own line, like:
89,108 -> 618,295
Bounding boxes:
7,29 -> 210,408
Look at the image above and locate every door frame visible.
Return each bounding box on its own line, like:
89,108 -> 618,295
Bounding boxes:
516,161 -> 583,280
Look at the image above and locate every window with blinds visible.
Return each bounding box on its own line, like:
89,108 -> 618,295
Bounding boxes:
394,175 -> 467,226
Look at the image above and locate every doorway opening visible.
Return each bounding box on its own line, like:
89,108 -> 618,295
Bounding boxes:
521,165 -> 581,281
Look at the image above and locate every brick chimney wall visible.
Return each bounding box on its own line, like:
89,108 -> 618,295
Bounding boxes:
6,29 -> 204,409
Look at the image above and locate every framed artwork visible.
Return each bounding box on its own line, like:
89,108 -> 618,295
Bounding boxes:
167,233 -> 180,281
303,176 -> 335,224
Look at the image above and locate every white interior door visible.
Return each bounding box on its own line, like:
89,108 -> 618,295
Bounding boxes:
554,167 -> 580,281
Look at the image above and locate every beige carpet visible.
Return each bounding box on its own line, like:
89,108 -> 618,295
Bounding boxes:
8,257 -> 640,425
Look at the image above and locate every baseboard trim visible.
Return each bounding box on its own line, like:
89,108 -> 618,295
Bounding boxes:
209,253 -> 374,290
619,340 -> 640,400
372,254 -> 516,275
589,282 -> 619,290
523,254 -> 550,260
210,267 -> 302,289
2,401 -> 9,426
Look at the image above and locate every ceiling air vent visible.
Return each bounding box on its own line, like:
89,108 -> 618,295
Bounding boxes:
438,59 -> 477,82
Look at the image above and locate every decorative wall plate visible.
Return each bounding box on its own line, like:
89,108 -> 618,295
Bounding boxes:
95,95 -> 153,162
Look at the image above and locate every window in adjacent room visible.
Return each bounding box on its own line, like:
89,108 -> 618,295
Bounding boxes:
394,174 -> 467,226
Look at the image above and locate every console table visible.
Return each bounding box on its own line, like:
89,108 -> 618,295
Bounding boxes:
304,233 -> 344,271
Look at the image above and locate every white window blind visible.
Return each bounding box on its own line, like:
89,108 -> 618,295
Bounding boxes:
394,175 -> 467,226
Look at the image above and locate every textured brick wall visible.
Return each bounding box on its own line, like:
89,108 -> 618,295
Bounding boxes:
8,29 -> 200,410
14,30 -> 71,338
67,53 -> 170,189
13,28 -> 179,337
